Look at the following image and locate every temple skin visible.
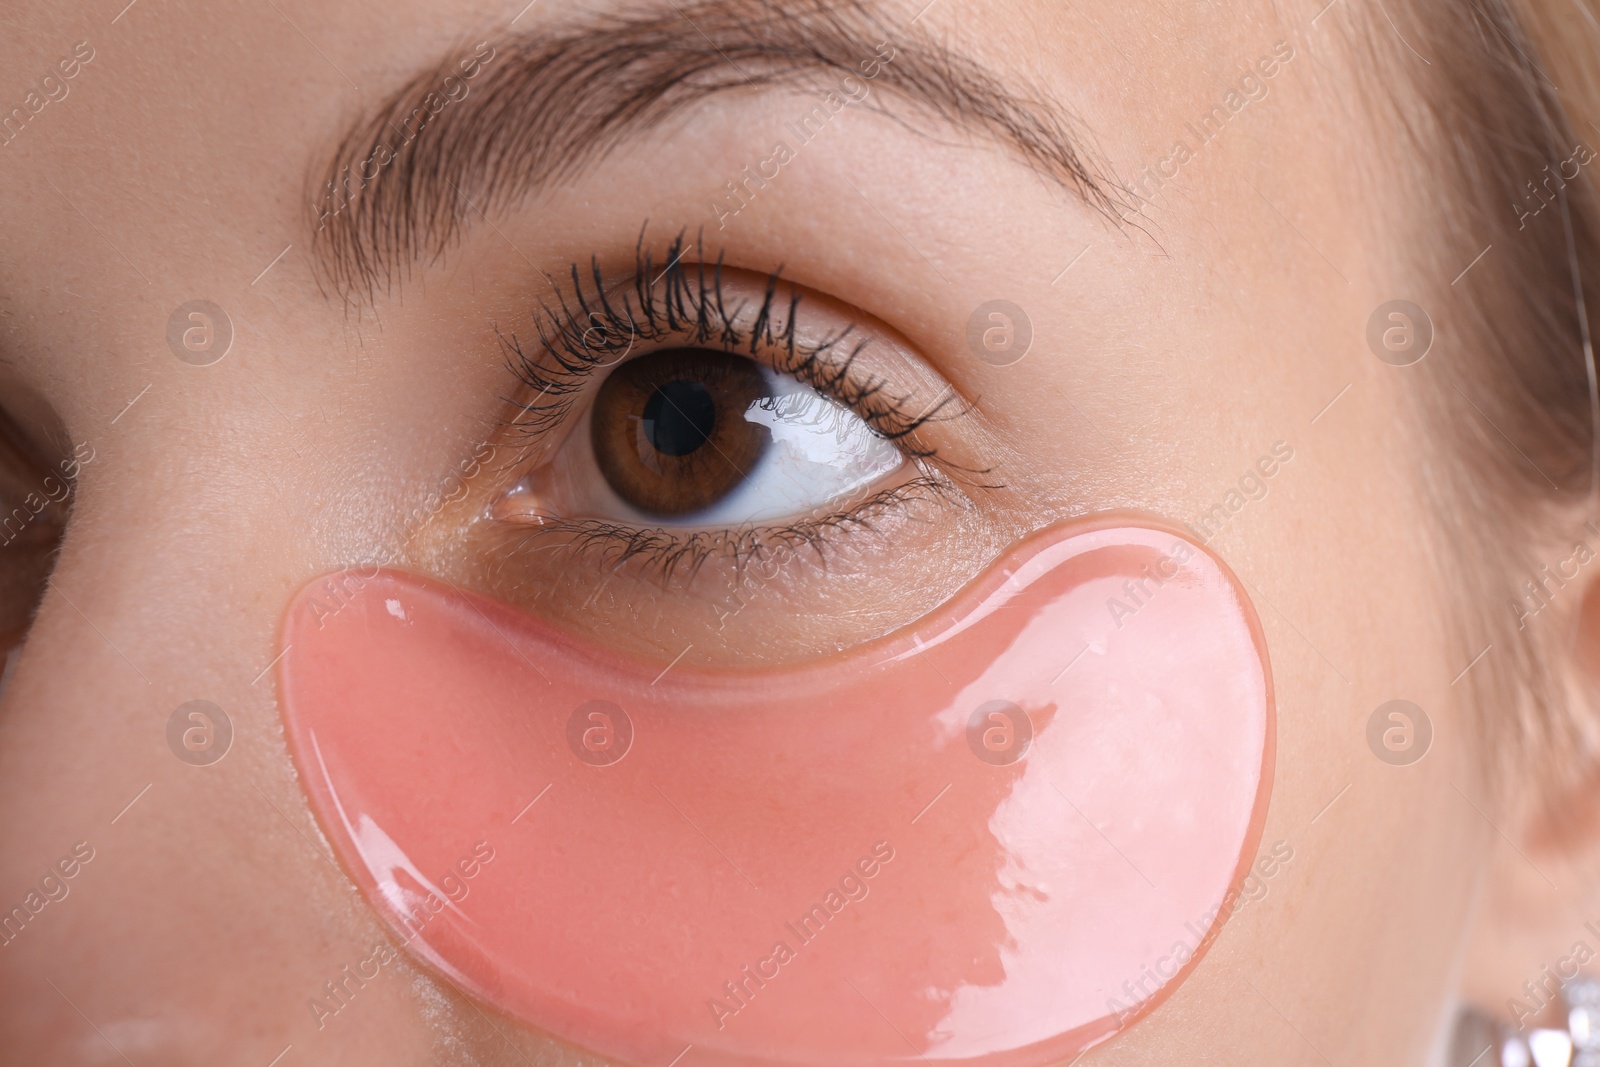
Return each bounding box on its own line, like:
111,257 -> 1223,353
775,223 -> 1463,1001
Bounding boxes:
278,518 -> 1274,1066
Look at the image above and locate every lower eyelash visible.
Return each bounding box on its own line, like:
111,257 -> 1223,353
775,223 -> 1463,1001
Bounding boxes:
493,472 -> 963,585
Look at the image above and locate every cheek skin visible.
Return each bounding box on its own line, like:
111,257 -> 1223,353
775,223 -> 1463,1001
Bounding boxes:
277,516 -> 1274,1066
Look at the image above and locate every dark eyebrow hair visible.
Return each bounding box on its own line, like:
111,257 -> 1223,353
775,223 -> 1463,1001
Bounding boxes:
309,0 -> 1127,303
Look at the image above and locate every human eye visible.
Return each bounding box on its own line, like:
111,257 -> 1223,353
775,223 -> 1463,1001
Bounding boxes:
0,408 -> 75,655
545,350 -> 906,527
457,232 -> 989,664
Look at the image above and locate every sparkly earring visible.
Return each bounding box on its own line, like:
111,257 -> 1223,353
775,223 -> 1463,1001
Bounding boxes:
1451,977 -> 1599,1066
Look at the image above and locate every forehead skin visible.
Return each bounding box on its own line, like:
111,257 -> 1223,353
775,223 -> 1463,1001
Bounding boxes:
0,1 -> 1484,1065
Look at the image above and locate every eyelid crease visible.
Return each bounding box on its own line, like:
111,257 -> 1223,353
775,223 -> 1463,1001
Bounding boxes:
497,227 -> 975,469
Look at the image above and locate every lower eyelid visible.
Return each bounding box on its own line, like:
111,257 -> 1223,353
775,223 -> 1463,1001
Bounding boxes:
457,471 -> 992,670
489,471 -> 963,582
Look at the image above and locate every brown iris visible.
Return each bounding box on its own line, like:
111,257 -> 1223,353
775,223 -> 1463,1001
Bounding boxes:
591,349 -> 772,517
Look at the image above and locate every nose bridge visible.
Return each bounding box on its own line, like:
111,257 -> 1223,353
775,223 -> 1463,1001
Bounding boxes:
0,447 -> 295,841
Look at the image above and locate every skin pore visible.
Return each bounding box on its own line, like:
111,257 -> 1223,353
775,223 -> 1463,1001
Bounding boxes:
0,0 -> 1597,1064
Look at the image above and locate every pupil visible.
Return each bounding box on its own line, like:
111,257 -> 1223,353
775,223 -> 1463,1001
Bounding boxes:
641,380 -> 717,457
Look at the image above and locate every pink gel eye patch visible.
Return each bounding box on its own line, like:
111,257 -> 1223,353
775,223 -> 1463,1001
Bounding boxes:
278,518 -> 1273,1066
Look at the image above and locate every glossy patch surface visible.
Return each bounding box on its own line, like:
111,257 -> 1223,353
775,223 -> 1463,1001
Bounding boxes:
279,519 -> 1274,1066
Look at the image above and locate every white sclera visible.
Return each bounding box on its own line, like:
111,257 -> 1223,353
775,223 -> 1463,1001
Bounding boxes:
662,366 -> 904,526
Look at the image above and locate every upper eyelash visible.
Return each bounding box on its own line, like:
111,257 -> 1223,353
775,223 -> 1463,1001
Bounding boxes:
496,226 -> 965,458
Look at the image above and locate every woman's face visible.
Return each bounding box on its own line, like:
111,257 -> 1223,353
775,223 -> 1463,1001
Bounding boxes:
1,0 -> 1591,1064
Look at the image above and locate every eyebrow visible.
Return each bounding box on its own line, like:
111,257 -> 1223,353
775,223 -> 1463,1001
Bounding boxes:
309,0 -> 1126,303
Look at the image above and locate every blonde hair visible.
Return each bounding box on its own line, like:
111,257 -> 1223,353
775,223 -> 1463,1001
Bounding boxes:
1356,0 -> 1600,797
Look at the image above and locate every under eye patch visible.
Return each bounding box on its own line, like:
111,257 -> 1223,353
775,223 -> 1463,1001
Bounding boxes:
278,517 -> 1273,1066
